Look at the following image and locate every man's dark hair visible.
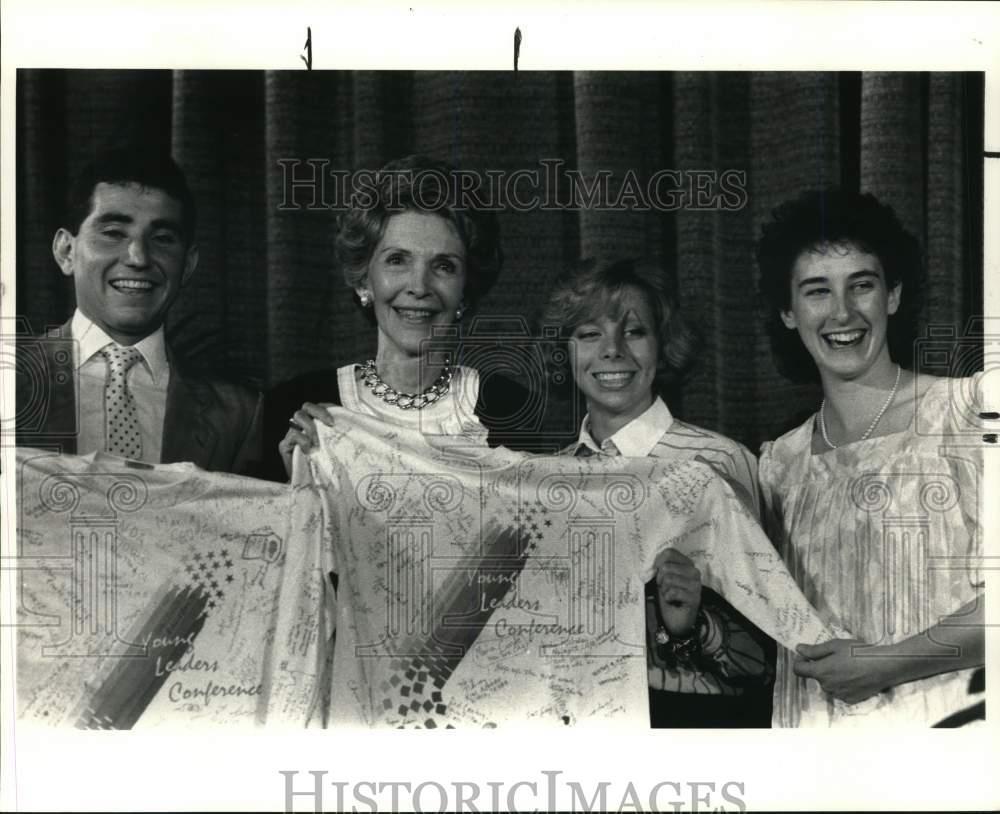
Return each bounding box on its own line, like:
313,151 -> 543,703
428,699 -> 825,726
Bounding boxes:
65,146 -> 197,244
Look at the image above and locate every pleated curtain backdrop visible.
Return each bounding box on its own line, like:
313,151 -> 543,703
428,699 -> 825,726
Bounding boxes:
15,69 -> 983,450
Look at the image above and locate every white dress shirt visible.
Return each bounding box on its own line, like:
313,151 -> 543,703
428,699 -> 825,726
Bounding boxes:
572,395 -> 761,514
570,395 -> 768,697
71,309 -> 170,462
574,395 -> 674,458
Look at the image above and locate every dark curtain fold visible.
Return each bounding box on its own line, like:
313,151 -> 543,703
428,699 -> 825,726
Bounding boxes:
171,70 -> 269,378
15,69 -> 983,450
745,72 -> 842,438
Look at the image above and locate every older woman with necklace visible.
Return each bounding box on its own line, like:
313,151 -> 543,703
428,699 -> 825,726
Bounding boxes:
261,155 -> 530,481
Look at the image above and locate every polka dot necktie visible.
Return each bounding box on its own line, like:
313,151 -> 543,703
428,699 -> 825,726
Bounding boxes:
101,344 -> 144,459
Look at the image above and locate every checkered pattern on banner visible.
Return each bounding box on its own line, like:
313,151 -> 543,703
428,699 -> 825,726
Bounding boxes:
373,500 -> 549,729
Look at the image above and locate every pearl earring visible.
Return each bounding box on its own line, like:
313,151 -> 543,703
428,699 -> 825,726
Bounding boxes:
359,291 -> 372,307
455,305 -> 465,321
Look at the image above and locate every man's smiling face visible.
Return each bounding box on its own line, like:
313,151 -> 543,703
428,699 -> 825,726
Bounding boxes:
53,181 -> 198,345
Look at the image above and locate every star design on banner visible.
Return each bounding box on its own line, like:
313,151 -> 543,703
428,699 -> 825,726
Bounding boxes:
180,548 -> 237,618
504,497 -> 549,552
520,499 -> 549,546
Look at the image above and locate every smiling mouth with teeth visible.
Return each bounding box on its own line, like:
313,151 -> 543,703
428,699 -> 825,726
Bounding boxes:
394,307 -> 437,322
593,371 -> 636,385
824,329 -> 865,348
110,280 -> 155,292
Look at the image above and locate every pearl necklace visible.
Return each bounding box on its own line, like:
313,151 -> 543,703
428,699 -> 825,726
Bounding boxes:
359,359 -> 452,410
818,365 -> 902,450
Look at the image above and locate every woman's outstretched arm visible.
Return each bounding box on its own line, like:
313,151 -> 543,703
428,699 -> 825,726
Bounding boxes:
793,596 -> 985,704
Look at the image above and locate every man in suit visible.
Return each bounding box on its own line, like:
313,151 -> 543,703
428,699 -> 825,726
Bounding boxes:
15,146 -> 261,474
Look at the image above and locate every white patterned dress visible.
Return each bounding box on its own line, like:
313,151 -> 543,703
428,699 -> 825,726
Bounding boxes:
760,375 -> 985,727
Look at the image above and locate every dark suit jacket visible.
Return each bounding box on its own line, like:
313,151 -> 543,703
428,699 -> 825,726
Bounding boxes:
13,320 -> 262,476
